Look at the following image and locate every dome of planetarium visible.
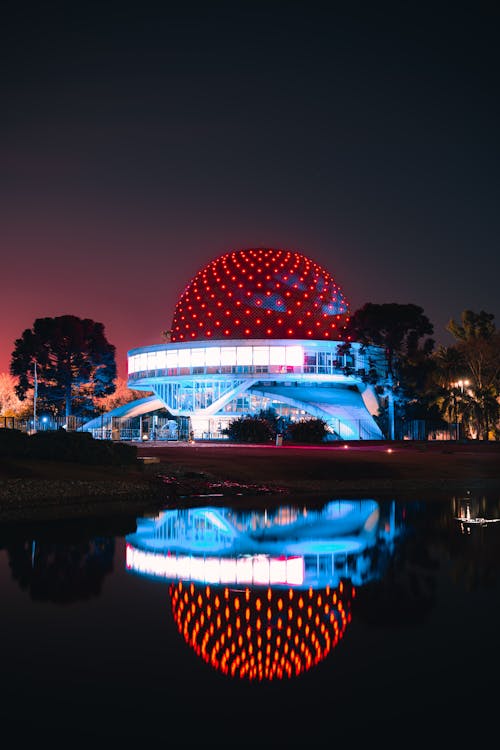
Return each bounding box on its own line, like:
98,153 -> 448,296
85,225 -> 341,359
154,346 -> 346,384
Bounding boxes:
170,247 -> 350,342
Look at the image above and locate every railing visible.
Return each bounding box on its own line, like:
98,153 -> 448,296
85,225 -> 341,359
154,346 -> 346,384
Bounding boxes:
0,415 -> 87,433
1,414 -> 470,442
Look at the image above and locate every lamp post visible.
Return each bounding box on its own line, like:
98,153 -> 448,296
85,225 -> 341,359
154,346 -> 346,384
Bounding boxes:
33,361 -> 38,434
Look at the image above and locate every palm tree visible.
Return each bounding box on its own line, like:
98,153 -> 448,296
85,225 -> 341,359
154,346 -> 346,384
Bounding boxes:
446,310 -> 500,440
430,346 -> 467,436
467,386 -> 500,440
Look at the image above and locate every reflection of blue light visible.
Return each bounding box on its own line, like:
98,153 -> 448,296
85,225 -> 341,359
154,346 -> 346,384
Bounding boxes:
284,539 -> 364,555
195,508 -> 234,534
125,500 -> 402,589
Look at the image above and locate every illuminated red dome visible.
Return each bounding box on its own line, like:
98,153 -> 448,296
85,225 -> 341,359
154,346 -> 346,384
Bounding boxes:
169,580 -> 354,681
170,247 -> 350,342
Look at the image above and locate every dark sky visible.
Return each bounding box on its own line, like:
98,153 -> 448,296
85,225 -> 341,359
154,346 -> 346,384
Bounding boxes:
2,1 -> 499,378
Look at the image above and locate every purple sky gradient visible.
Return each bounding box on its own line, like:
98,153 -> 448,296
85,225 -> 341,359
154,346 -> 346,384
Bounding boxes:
2,2 -> 498,379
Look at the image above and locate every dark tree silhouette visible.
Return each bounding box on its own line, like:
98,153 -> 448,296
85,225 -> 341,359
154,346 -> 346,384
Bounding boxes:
7,538 -> 115,604
445,310 -> 500,439
345,302 -> 435,377
10,315 -> 116,418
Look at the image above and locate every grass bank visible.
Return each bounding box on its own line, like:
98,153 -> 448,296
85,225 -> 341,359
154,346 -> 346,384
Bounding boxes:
1,439 -> 499,522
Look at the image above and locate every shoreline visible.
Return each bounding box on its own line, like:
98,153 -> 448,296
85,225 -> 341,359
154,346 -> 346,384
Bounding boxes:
1,439 -> 499,522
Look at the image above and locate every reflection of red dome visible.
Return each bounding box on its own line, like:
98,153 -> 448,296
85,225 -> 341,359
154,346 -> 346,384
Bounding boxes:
169,580 -> 354,681
170,247 -> 349,342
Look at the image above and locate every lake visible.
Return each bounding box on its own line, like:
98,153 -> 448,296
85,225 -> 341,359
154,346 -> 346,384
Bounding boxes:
1,493 -> 498,746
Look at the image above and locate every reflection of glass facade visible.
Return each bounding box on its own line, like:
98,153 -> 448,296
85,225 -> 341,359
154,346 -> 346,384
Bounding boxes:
127,247 -> 386,439
126,499 -> 404,681
125,499 -> 401,590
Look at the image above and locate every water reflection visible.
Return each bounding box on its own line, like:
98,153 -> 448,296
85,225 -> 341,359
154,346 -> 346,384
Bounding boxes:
1,495 -> 499,742
126,499 -> 407,680
0,516 -> 137,603
453,495 -> 500,532
5,537 -> 115,603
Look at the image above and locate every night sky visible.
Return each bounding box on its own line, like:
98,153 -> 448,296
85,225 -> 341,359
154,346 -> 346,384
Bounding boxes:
2,1 -> 498,378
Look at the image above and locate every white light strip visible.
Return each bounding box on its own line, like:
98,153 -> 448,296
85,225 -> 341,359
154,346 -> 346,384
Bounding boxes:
128,344 -> 305,374
126,544 -> 304,586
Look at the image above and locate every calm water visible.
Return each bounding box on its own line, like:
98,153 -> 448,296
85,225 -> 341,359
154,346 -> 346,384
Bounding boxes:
1,494 -> 499,746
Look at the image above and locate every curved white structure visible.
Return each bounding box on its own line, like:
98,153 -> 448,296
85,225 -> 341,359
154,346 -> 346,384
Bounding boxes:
128,338 -> 385,439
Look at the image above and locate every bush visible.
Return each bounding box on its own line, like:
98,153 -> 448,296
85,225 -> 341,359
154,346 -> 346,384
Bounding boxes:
223,416 -> 275,443
286,418 -> 328,444
27,430 -> 138,465
0,428 -> 30,457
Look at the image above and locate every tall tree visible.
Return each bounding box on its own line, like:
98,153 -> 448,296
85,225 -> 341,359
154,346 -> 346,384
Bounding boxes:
345,302 -> 435,377
430,346 -> 468,428
344,302 -> 435,438
447,310 -> 500,392
11,315 -> 117,419
445,310 -> 500,439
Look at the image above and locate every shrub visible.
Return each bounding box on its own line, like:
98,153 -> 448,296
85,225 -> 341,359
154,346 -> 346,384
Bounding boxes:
0,428 -> 30,457
223,416 -> 275,443
286,418 -> 328,444
27,430 -> 138,465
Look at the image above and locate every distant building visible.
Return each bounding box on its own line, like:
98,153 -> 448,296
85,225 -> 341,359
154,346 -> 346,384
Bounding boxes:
124,248 -> 386,440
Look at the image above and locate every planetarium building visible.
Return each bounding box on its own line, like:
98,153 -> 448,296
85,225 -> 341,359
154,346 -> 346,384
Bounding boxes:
125,248 -> 386,440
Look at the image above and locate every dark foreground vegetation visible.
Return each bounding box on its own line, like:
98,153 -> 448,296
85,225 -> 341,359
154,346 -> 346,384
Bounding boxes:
0,428 -> 167,521
0,427 -> 137,465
